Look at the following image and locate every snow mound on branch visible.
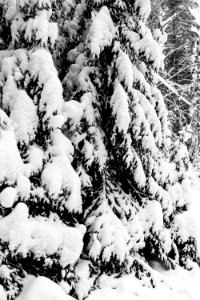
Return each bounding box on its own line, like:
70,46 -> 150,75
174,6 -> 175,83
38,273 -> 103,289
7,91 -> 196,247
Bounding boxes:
134,0 -> 151,20
1,49 -> 65,145
0,187 -> 16,208
87,203 -> 130,263
16,276 -> 75,300
111,80 -> 130,133
0,109 -> 11,130
62,100 -> 84,126
2,84 -> 38,144
16,173 -> 31,200
0,113 -> 23,183
86,6 -> 115,57
134,36 -> 164,70
42,127 -> 82,212
0,285 -> 6,300
29,49 -> 63,118
11,0 -> 58,47
0,203 -> 84,267
26,145 -> 44,174
116,50 -> 133,91
41,154 -> 82,213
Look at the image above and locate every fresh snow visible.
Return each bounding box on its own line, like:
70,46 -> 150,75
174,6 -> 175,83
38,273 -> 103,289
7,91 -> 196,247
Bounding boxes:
134,36 -> 164,70
111,80 -> 130,133
0,110 -> 23,183
0,0 -> 199,300
86,264 -> 200,300
2,87 -> 38,144
86,6 -> 115,57
0,187 -> 16,208
29,49 -> 63,117
15,266 -> 200,300
85,180 -> 200,300
0,202 -> 84,267
11,179 -> 200,300
188,178 -> 200,257
16,276 -> 75,300
134,0 -> 151,21
116,50 -> 134,91
11,0 -> 58,47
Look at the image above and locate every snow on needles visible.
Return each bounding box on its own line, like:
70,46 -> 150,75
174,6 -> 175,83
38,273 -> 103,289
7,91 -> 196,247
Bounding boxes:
86,6 -> 116,57
1,47 -> 83,213
0,110 -> 23,183
2,86 -> 38,145
0,203 -> 84,267
15,262 -> 200,300
116,49 -> 134,91
111,80 -> 130,133
0,113 -> 84,261
0,187 -> 16,208
11,0 -> 58,47
29,49 -> 63,118
134,0 -> 151,21
134,36 -> 164,70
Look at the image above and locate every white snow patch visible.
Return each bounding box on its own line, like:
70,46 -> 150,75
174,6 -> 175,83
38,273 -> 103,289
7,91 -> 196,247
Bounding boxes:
62,100 -> 84,126
0,118 -> 23,183
0,187 -> 16,208
16,276 -> 75,300
0,203 -> 83,266
134,36 -> 164,70
87,264 -> 200,300
29,49 -> 63,118
28,145 -> 44,174
116,50 -> 133,91
42,154 -> 82,213
111,80 -> 130,133
134,0 -> 151,20
2,87 -> 38,144
86,6 -> 115,57
16,173 -> 31,200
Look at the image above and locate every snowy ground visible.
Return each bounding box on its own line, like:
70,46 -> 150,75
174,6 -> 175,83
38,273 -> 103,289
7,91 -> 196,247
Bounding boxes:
16,264 -> 200,300
14,175 -> 200,300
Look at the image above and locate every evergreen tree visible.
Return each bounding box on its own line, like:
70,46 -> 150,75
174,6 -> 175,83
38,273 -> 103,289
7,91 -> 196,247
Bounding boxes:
0,0 -> 198,299
0,0 -> 84,298
62,0 -> 198,295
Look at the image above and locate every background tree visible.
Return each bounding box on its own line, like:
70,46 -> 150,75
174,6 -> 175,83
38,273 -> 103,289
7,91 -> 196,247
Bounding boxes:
159,0 -> 199,139
187,2 -> 200,166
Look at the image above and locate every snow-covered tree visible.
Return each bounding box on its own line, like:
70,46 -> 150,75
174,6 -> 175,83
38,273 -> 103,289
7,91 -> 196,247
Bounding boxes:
0,0 -> 198,299
62,0 -> 198,294
0,0 -> 84,298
